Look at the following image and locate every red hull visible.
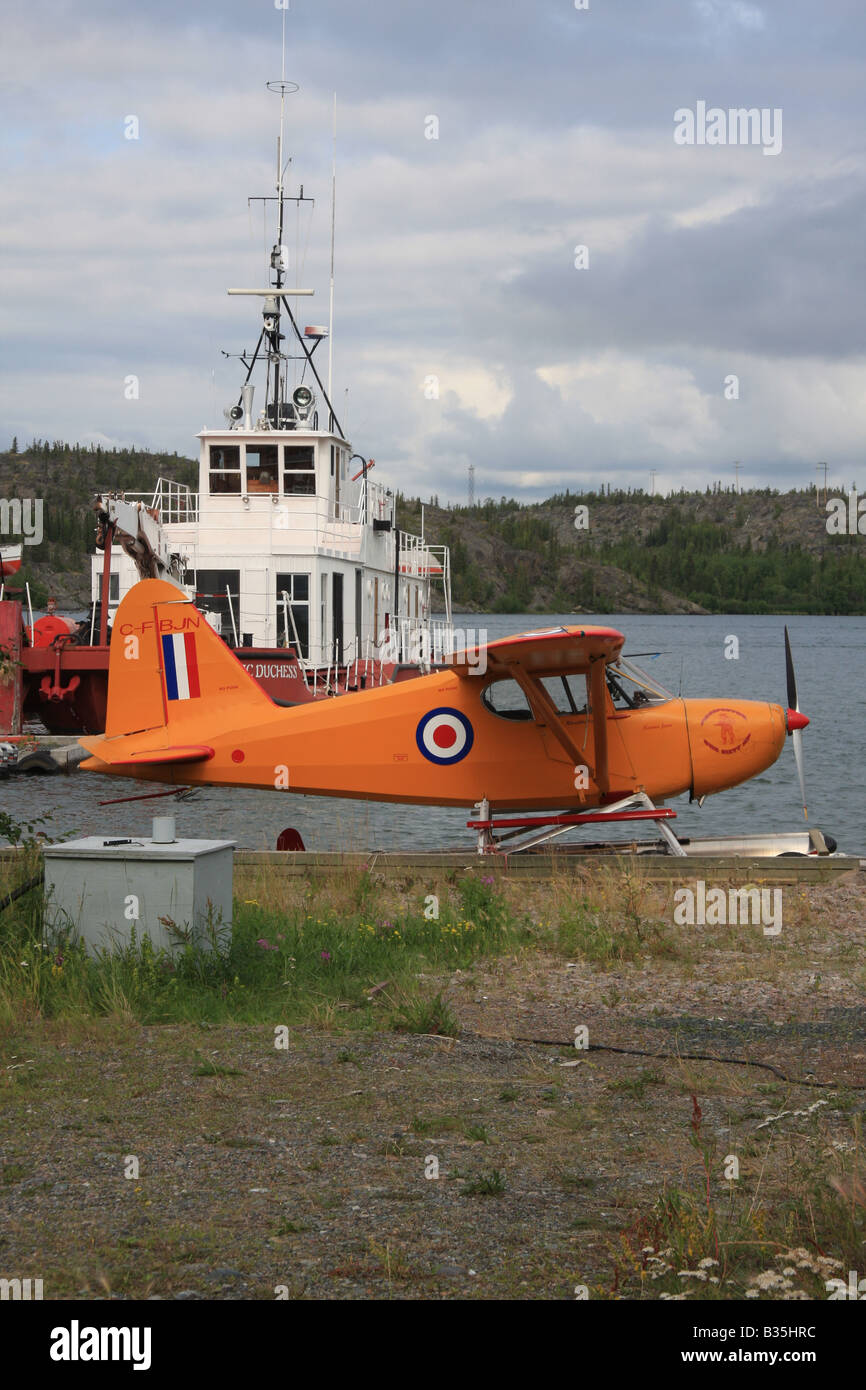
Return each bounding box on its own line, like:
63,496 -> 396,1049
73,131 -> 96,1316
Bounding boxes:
5,625 -> 407,734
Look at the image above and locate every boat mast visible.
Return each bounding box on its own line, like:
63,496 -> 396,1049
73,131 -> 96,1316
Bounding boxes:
328,93 -> 336,432
225,11 -> 348,439
271,6 -> 290,424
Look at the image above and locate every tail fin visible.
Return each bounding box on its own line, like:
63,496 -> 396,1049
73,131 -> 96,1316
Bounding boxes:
81,578 -> 272,764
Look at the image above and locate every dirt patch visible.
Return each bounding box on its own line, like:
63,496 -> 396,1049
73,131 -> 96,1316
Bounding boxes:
1,876 -> 864,1300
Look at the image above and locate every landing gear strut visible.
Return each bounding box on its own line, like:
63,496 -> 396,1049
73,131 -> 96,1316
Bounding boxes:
467,791 -> 686,857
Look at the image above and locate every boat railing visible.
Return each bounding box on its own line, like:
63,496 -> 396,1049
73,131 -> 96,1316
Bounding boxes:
92,479 -> 200,525
93,486 -> 451,589
362,479 -> 394,527
427,546 -> 452,626
375,618 -> 456,668
151,477 -> 199,523
282,619 -> 458,690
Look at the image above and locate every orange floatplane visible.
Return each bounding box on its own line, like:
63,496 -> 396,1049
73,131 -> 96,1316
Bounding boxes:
79,579 -> 810,854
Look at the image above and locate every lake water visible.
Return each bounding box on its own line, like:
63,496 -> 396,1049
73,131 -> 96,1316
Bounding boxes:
3,613 -> 865,854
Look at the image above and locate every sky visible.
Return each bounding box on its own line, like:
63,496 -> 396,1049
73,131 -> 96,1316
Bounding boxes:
1,0 -> 864,503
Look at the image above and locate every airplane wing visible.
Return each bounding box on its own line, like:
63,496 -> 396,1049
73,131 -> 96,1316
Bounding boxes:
447,625 -> 625,677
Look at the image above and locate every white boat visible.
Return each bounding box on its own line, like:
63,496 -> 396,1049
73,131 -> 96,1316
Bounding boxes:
89,67 -> 453,703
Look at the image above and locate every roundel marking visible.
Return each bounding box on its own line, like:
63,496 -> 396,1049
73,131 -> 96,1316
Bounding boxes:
416,708 -> 474,765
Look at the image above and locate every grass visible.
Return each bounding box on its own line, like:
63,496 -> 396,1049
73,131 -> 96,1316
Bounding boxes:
2,831 -> 863,1300
0,866 -> 530,1031
464,1123 -> 490,1143
460,1168 -> 507,1196
0,838 -> 831,1040
0,855 -> 828,1045
0,853 -> 686,1035
609,1098 -> 866,1301
387,988 -> 459,1037
556,1170 -> 597,1190
607,1068 -> 666,1101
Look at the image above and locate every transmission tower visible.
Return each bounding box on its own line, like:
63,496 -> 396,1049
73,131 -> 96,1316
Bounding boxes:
467,463 -> 475,508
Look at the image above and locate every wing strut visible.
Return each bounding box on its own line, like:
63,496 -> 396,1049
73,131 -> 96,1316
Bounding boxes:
509,664 -> 596,778
589,659 -> 610,795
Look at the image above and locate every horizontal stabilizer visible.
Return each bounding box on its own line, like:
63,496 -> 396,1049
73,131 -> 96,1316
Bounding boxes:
80,739 -> 214,767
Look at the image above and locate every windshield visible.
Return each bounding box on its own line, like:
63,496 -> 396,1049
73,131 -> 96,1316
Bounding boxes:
606,657 -> 675,709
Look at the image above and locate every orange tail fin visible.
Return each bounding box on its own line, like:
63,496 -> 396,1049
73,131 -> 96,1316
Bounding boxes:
80,578 -> 271,764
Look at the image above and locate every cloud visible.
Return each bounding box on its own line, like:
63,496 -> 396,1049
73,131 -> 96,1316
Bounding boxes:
694,1 -> 767,37
2,0 -> 865,498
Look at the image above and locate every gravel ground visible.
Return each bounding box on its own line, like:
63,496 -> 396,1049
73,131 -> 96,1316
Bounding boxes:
1,876 -> 864,1300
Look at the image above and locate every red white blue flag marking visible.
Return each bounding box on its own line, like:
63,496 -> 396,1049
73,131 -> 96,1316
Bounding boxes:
162,632 -> 201,701
416,707 -> 473,765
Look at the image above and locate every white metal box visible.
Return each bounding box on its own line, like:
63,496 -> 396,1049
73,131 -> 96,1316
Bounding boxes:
43,834 -> 235,957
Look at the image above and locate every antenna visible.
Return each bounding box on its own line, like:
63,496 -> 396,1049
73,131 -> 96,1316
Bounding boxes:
223,10 -> 347,435
261,7 -> 300,427
328,93 -> 337,431
734,460 -> 741,493
273,7 -> 293,274
816,461 -> 828,510
467,464 -> 476,508
649,469 -> 657,496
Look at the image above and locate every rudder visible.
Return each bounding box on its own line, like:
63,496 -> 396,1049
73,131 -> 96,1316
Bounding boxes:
103,578 -> 271,738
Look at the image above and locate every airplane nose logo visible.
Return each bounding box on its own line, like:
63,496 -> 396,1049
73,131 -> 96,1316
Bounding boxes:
700,706 -> 752,756
416,708 -> 474,765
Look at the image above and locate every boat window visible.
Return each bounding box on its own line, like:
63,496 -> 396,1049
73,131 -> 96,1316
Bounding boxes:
283,445 -> 316,496
209,445 -> 242,495
275,572 -> 310,657
246,444 -> 279,494
539,674 -> 589,715
481,678 -> 533,721
194,569 -> 240,642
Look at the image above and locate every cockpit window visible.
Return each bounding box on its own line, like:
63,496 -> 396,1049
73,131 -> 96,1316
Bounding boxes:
606,658 -> 674,709
482,673 -> 589,720
540,675 -> 589,714
482,661 -> 672,719
481,679 -> 533,720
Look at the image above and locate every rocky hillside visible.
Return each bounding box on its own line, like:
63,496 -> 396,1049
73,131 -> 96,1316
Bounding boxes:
403,487 -> 866,614
0,440 -> 195,607
1,439 -> 863,613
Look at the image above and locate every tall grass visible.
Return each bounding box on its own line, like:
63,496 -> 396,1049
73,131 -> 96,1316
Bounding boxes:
0,869 -> 532,1028
609,1101 -> 866,1300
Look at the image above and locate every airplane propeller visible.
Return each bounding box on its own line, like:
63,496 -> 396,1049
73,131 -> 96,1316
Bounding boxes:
784,625 -> 809,820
